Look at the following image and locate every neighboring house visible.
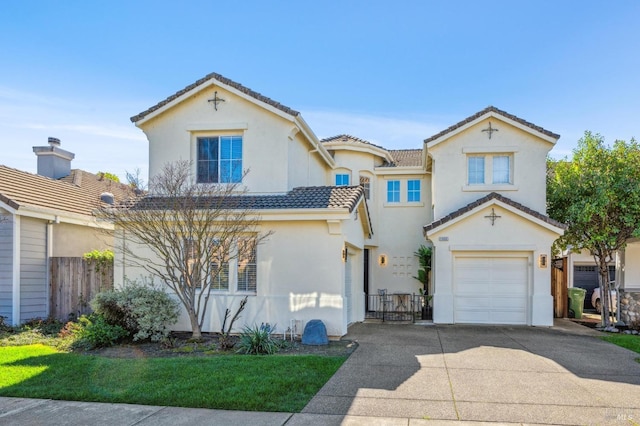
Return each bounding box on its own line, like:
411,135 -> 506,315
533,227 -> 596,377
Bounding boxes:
0,138 -> 136,325
119,72 -> 565,336
565,243 -> 640,323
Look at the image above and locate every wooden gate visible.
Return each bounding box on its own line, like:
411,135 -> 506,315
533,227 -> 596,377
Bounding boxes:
551,257 -> 568,318
49,257 -> 114,321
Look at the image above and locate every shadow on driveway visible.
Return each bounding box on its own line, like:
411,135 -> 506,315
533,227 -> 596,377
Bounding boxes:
299,321 -> 640,425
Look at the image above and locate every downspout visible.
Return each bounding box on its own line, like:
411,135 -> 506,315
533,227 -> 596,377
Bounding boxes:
12,215 -> 20,325
45,216 -> 58,317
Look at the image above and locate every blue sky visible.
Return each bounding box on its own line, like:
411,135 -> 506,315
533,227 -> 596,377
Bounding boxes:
1,1 -> 639,181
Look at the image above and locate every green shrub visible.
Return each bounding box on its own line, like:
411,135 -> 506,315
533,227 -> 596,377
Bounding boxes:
236,323 -> 281,355
91,280 -> 179,342
73,314 -> 129,349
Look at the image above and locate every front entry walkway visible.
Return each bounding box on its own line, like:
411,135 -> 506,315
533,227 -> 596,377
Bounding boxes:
299,320 -> 640,425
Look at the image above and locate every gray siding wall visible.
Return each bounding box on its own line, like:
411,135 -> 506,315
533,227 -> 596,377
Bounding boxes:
0,213 -> 13,322
20,217 -> 47,321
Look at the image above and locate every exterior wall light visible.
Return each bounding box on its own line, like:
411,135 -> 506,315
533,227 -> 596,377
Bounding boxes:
378,254 -> 388,267
539,254 -> 548,268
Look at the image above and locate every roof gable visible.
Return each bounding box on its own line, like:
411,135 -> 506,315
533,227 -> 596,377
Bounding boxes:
424,192 -> 566,235
425,106 -> 560,148
131,72 -> 300,124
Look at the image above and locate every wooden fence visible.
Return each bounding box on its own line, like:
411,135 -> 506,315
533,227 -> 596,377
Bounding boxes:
551,256 -> 568,318
50,257 -> 114,321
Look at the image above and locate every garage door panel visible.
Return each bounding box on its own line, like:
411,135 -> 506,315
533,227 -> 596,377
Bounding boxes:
454,256 -> 529,325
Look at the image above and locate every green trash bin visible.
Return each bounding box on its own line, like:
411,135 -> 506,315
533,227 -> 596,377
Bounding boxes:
568,287 -> 586,319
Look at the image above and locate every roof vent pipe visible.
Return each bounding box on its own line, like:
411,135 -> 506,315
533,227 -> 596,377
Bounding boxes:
100,192 -> 115,205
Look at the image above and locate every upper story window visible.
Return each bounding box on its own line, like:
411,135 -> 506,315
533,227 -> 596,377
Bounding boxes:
359,176 -> 371,199
467,154 -> 513,186
335,173 -> 350,186
468,156 -> 485,185
197,136 -> 243,183
387,180 -> 400,203
407,179 -> 421,202
492,155 -> 511,184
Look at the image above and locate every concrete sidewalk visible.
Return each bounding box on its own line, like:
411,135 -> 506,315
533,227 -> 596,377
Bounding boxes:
1,319 -> 639,425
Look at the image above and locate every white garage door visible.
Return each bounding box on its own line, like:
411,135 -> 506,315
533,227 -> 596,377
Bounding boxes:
454,256 -> 529,325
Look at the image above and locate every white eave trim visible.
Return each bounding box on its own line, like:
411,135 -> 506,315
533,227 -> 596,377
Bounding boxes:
374,166 -> 427,176
426,199 -> 565,237
426,111 -> 558,149
9,204 -> 113,229
323,142 -> 394,163
294,115 -> 335,168
135,77 -> 298,127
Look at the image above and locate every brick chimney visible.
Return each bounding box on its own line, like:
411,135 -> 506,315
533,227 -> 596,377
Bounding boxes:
32,137 -> 75,179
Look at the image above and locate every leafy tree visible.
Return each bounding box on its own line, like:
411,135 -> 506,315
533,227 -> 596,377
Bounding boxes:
98,171 -> 121,183
99,160 -> 272,340
547,131 -> 640,327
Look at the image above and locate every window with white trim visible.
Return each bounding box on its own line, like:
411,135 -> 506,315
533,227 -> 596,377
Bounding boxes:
492,155 -> 511,184
197,136 -> 243,183
387,180 -> 400,203
335,173 -> 350,186
211,240 -> 229,291
359,175 -> 371,199
407,179 -> 421,202
237,238 -> 257,293
467,156 -> 485,185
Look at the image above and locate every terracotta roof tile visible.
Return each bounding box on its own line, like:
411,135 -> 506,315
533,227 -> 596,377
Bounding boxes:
424,106 -> 560,143
423,192 -> 567,233
0,166 -> 138,217
131,72 -> 300,123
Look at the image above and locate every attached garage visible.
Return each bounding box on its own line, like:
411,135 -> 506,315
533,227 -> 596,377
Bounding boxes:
424,193 -> 567,327
454,255 -> 530,324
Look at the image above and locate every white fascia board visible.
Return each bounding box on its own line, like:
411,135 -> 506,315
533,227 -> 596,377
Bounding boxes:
0,200 -> 17,215
426,199 -> 565,237
323,142 -> 393,163
427,111 -> 558,149
257,208 -> 352,221
294,115 -> 335,168
136,78 -> 296,127
374,167 -> 427,176
13,205 -> 113,229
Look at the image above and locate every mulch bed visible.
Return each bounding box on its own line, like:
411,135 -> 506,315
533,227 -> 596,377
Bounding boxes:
90,332 -> 358,359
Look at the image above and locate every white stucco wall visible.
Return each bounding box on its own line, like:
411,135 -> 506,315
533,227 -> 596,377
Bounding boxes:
139,86 -> 328,194
114,213 -> 366,338
428,117 -> 554,220
52,223 -> 112,257
427,203 -> 560,326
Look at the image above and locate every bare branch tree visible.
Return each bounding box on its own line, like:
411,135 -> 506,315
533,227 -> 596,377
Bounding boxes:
99,160 -> 272,339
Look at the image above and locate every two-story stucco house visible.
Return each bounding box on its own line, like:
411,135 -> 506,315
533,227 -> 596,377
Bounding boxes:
117,72 -> 565,337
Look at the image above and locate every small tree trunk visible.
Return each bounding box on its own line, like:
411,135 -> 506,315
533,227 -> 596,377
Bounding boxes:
187,309 -> 202,340
599,265 -> 611,328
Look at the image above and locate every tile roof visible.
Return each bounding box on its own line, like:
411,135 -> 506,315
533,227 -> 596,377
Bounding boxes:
424,106 -> 560,143
132,186 -> 365,213
382,149 -> 423,167
321,134 -> 387,151
423,192 -> 567,233
131,72 -> 300,123
0,166 -> 138,217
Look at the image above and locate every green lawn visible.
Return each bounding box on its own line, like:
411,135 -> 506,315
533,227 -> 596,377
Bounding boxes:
601,334 -> 640,362
0,344 -> 345,412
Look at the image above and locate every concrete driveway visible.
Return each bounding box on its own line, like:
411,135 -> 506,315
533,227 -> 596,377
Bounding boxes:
297,320 -> 640,425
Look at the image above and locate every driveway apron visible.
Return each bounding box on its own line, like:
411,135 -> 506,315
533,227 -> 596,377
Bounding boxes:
301,321 -> 640,425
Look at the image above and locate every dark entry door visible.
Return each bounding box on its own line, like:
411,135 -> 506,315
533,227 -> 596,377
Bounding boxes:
364,249 -> 369,311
